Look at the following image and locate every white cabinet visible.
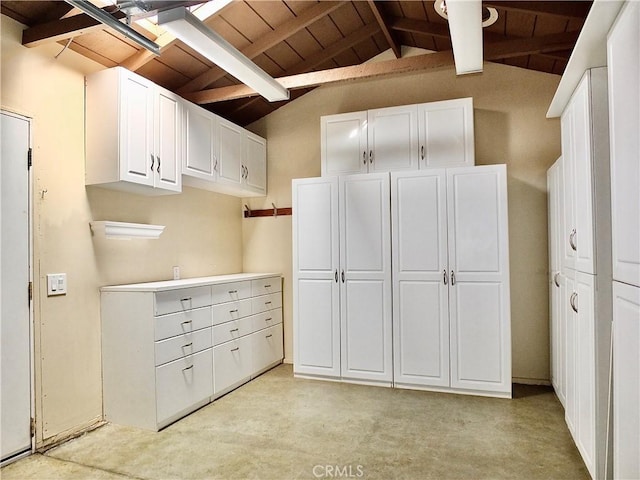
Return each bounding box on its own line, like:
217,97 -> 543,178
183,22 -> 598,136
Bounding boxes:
321,99 -> 473,176
612,281 -> 640,480
292,174 -> 392,385
218,118 -> 244,188
391,167 -> 510,397
244,131 -> 267,195
86,66 -> 182,195
608,1 -> 640,288
101,273 -> 282,431
417,98 -> 474,168
183,102 -> 218,182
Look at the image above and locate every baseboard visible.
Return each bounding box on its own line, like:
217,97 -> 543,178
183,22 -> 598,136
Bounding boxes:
513,377 -> 551,386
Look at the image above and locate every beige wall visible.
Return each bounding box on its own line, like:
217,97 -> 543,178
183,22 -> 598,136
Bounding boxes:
1,15 -> 243,446
244,62 -> 561,383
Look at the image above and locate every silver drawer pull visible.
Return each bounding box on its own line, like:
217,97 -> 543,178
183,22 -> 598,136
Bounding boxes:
182,343 -> 193,348
265,334 -> 273,338
231,347 -> 239,352
229,328 -> 239,333
181,320 -> 192,325
183,365 -> 193,371
264,284 -> 271,288
229,309 -> 238,313
228,290 -> 238,294
265,301 -> 272,305
265,317 -> 272,322
180,297 -> 192,302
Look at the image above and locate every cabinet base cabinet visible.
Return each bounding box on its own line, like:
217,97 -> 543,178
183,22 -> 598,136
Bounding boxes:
101,274 -> 283,431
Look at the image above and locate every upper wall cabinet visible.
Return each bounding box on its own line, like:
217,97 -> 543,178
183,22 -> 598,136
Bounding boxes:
86,67 -> 182,195
183,101 -> 218,183
320,98 -> 474,177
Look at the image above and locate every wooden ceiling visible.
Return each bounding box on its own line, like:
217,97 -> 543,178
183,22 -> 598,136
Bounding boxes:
2,0 -> 591,126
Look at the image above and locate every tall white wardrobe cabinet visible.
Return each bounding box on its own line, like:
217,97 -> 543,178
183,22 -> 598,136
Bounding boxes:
607,2 -> 640,479
293,166 -> 511,398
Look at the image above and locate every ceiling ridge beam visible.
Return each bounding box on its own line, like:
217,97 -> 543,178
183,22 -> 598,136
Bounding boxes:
367,0 -> 401,58
176,1 -> 347,95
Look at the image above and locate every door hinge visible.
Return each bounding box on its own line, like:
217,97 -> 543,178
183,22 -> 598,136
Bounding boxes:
28,281 -> 32,302
27,148 -> 32,169
30,417 -> 35,437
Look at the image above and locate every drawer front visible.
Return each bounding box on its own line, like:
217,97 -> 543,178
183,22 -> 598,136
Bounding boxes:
213,336 -> 252,395
212,299 -> 252,326
155,286 -> 211,316
211,281 -> 252,304
212,317 -> 254,346
155,348 -> 213,425
251,276 -> 281,297
251,324 -> 284,373
252,292 -> 282,314
154,306 -> 212,341
252,308 -> 283,332
155,327 -> 212,366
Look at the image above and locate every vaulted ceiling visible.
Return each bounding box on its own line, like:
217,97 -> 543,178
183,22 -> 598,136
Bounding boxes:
2,1 -> 591,126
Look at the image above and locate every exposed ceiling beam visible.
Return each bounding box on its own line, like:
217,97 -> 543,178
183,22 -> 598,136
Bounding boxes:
34,3 -> 76,24
367,0 -> 401,58
484,1 -> 592,19
22,7 -> 126,47
176,1 -> 346,94
228,22 -> 380,116
484,30 -> 579,60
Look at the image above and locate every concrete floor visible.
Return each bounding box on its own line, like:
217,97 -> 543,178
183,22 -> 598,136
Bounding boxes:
2,364 -> 588,480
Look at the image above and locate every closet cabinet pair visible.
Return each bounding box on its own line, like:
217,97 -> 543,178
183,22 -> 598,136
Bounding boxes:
292,165 -> 511,398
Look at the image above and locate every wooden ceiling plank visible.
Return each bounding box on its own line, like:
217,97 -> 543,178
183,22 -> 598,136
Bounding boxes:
35,3 -> 75,24
390,17 -> 450,39
184,51 -> 456,104
484,30 -> 579,60
484,1 -> 591,19
367,0 -> 401,58
176,1 -> 346,94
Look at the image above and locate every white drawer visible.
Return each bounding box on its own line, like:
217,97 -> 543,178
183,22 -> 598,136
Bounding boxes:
252,308 -> 283,332
154,306 -> 211,341
155,286 -> 211,316
155,327 -> 212,366
251,324 -> 284,373
213,336 -> 252,395
251,276 -> 281,297
251,292 -> 282,314
212,299 -> 252,326
155,348 -> 213,426
212,317 -> 254,346
211,281 -> 251,304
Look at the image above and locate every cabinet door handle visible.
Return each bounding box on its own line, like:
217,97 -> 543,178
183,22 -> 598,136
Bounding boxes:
180,297 -> 192,302
156,156 -> 160,173
182,365 -> 193,371
265,317 -> 272,322
335,269 -> 338,283
421,145 -> 425,160
570,292 -> 578,313
451,271 -> 456,286
245,166 -> 249,179
554,272 -> 560,288
265,301 -> 272,305
341,270 -> 345,283
231,347 -> 240,352
214,158 -> 218,172
569,229 -> 577,251
363,151 -> 366,165
182,342 -> 193,348
266,334 -> 273,338
264,284 -> 271,288
181,320 -> 192,325
228,290 -> 238,294
229,328 -> 239,333
150,154 -> 155,172
443,269 -> 448,285
229,309 -> 238,313
369,150 -> 373,164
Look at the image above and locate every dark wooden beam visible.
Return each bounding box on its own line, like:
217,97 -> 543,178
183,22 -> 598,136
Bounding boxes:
484,1 -> 592,19
367,0 -> 401,58
176,1 -> 346,94
484,31 -> 579,60
34,3 -> 76,24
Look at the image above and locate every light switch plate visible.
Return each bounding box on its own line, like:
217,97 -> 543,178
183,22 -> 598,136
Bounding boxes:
47,273 -> 67,296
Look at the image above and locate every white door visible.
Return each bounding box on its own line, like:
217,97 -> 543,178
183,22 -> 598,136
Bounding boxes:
184,103 -> 217,180
1,111 -> 32,463
340,174 -> 392,384
155,89 -> 182,192
561,105 -> 576,271
608,1 -> 640,288
612,281 -> 640,480
391,170 -> 449,387
119,71 -> 154,186
244,132 -> 267,195
321,112 -> 368,176
218,118 -> 243,187
447,165 -> 511,395
368,105 -> 418,173
292,177 -> 340,378
564,269 -> 577,437
417,98 -> 474,169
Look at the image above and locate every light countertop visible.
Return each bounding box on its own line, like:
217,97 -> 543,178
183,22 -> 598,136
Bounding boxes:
100,273 -> 281,293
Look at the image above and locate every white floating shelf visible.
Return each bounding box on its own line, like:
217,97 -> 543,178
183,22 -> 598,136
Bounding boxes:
90,221 -> 165,240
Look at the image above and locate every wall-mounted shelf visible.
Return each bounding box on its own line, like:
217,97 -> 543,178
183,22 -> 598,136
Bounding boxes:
90,221 -> 165,240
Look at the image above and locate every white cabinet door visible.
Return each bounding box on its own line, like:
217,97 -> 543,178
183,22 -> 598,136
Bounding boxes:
561,106 -> 577,271
292,177 -> 341,378
321,112 -> 368,176
252,324 -> 284,373
447,165 -> 511,395
184,103 -> 217,181
155,89 -> 182,192
119,70 -> 155,187
218,118 -> 243,188
368,105 -> 418,173
340,174 -> 392,384
565,270 -> 577,436
612,281 -> 640,480
213,336 -> 252,396
608,2 -> 640,288
418,98 -> 474,169
243,131 -> 267,195
391,170 -> 449,388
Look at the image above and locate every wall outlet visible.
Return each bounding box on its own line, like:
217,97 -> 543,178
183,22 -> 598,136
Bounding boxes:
173,266 -> 180,280
47,273 -> 67,296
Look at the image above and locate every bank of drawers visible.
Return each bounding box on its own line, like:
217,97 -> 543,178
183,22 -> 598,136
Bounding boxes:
101,274 -> 283,431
